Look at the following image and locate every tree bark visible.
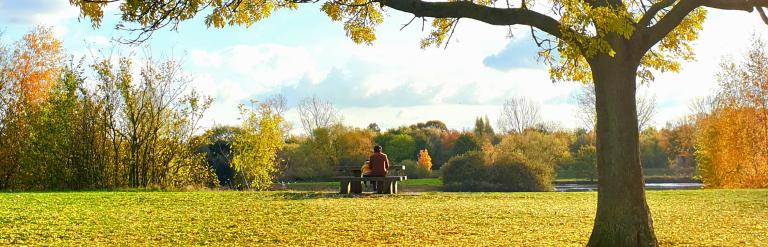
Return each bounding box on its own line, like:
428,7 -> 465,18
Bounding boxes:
587,53 -> 657,247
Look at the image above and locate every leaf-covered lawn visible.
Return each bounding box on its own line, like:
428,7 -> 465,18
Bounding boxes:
1,190 -> 766,246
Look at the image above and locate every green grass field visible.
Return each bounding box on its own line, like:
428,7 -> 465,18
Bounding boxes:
1,190 -> 766,246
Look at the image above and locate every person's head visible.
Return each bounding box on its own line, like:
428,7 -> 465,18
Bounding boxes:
373,145 -> 382,153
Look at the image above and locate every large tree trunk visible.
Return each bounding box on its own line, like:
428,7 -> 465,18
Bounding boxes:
587,55 -> 657,247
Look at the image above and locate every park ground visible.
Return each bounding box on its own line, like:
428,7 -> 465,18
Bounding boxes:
1,189 -> 766,246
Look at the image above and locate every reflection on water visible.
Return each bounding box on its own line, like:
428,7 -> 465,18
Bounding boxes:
555,183 -> 703,192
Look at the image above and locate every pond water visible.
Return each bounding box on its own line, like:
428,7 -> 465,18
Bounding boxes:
554,183 -> 703,192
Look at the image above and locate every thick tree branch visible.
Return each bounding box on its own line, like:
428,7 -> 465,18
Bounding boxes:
643,0 -> 768,51
637,0 -> 677,27
74,0 -> 571,45
584,0 -> 624,8
376,0 -> 564,38
757,5 -> 768,23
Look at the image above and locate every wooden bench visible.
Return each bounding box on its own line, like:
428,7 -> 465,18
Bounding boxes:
335,165 -> 407,194
334,165 -> 406,176
338,176 -> 407,194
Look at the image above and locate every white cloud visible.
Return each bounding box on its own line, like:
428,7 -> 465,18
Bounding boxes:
84,35 -> 110,46
0,0 -> 79,37
187,44 -> 332,130
190,44 -> 325,89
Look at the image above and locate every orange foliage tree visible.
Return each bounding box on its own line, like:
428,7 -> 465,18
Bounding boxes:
658,118 -> 697,174
8,26 -> 63,106
0,26 -> 64,189
695,37 -> 768,188
417,149 -> 432,175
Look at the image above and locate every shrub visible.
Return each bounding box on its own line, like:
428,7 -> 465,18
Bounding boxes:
441,132 -> 566,192
231,103 -> 285,190
496,131 -> 570,166
400,159 -> 429,179
570,145 -> 597,182
281,143 -> 331,181
441,151 -> 494,191
492,152 -> 554,191
491,132 -> 567,191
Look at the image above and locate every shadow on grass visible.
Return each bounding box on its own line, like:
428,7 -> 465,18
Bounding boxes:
0,187 -> 170,194
269,191 -> 422,200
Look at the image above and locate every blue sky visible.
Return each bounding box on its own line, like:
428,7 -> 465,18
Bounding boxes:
1,0 -> 767,133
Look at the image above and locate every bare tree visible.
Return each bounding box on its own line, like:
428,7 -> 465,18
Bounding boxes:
636,93 -> 657,131
263,93 -> 292,138
264,94 -> 288,117
497,96 -> 541,134
689,95 -> 718,119
575,85 -> 657,131
297,96 -> 340,136
575,85 -> 597,130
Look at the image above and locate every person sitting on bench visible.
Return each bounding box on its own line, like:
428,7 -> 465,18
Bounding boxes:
361,160 -> 373,190
368,145 -> 390,178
